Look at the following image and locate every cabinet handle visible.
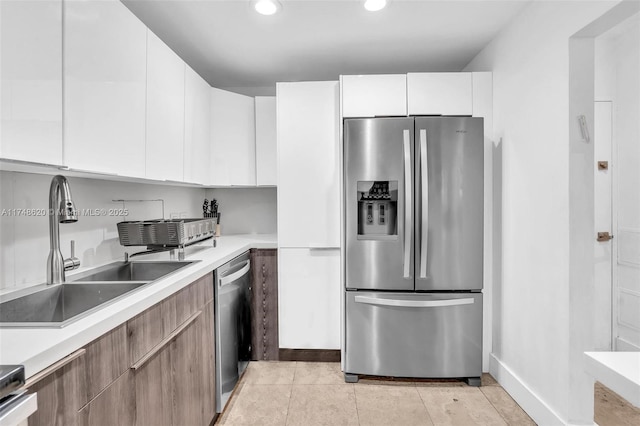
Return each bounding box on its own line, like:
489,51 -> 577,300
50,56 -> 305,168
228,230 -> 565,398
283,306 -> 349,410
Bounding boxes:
23,348 -> 86,389
131,310 -> 201,371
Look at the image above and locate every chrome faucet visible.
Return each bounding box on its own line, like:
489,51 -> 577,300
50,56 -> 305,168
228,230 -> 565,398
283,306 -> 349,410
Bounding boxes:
47,175 -> 80,284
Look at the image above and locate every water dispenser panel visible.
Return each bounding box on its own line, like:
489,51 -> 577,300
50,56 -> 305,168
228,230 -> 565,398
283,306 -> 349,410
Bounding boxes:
357,181 -> 397,239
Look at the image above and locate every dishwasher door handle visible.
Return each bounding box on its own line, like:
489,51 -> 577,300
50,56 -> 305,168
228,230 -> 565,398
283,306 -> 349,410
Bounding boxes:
219,260 -> 251,287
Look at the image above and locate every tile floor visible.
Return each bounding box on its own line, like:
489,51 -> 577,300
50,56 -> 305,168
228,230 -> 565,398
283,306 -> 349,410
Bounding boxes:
594,382 -> 640,426
215,362 -> 535,426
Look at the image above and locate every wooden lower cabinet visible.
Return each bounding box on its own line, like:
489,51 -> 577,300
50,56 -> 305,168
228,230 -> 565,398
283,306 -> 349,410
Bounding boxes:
79,370 -> 135,425
26,273 -> 216,426
27,352 -> 86,426
250,249 -> 279,361
133,341 -> 173,426
133,304 -> 215,426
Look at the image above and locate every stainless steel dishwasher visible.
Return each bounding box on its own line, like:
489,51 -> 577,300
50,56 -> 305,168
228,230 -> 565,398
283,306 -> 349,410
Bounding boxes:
214,251 -> 252,413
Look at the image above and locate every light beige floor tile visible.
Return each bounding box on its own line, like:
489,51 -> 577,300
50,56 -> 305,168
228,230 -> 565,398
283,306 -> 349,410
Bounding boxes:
250,361 -> 298,369
294,362 -> 345,385
482,373 -> 499,387
417,387 -> 507,426
216,381 -> 245,425
595,382 -> 640,426
355,384 -> 434,426
480,386 -> 535,425
286,384 -> 358,426
242,362 -> 296,385
218,384 -> 291,426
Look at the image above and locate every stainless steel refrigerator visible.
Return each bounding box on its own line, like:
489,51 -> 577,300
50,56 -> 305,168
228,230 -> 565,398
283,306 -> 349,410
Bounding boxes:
343,117 -> 483,386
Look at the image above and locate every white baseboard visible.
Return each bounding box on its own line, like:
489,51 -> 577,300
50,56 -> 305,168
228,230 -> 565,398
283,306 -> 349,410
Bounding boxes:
615,337 -> 640,351
489,353 -> 566,425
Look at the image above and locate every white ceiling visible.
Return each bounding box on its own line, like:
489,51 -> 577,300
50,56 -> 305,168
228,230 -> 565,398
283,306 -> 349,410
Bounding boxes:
122,0 -> 529,95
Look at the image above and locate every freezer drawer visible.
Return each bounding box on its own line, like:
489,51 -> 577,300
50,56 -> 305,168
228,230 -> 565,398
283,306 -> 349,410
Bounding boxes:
345,291 -> 482,379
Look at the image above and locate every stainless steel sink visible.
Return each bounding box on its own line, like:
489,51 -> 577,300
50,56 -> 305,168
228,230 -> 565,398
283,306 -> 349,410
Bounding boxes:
0,261 -> 196,328
0,282 -> 146,327
69,261 -> 194,282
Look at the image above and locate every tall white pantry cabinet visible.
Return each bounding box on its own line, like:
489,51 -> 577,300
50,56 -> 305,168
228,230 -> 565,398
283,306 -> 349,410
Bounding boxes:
276,81 -> 341,350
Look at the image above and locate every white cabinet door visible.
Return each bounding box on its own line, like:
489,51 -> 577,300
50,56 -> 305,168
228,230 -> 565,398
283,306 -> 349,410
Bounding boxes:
210,88 -> 256,186
278,248 -> 341,349
341,74 -> 407,118
145,31 -> 185,182
184,66 -> 211,185
64,0 -> 147,178
0,0 -> 62,165
277,81 -> 340,248
407,72 -> 472,116
255,96 -> 277,186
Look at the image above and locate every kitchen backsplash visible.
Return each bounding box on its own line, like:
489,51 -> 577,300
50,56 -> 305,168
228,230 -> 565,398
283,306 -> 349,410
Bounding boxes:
205,187 -> 277,236
0,172 -> 279,291
0,171 -> 206,290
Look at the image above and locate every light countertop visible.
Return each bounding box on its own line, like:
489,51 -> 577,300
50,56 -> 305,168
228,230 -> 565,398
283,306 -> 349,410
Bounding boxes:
584,351 -> 640,408
0,234 -> 276,378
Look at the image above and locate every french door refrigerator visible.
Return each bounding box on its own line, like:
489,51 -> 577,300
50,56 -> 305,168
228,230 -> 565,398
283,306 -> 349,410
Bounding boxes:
343,116 -> 483,386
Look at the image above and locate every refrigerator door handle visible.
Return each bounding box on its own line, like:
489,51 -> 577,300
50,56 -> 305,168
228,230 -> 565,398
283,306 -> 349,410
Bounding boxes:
403,129 -> 412,279
419,129 -> 428,279
354,295 -> 474,308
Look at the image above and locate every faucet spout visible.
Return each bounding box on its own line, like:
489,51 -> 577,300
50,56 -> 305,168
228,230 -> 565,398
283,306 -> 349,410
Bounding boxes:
47,175 -> 79,285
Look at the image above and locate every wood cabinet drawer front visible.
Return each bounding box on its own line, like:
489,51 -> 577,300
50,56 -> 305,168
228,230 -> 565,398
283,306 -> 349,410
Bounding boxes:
127,302 -> 163,365
200,273 -> 214,306
79,370 -> 134,426
128,273 -> 213,364
133,340 -> 173,426
82,324 -> 129,407
161,275 -> 207,335
133,304 -> 214,426
27,354 -> 86,426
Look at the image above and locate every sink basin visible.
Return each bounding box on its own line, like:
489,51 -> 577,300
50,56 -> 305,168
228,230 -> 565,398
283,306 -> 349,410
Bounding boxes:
0,282 -> 146,327
0,261 -> 197,327
70,261 -> 194,282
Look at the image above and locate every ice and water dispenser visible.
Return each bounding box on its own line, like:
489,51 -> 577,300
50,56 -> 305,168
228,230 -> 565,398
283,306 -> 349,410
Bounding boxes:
357,181 -> 398,239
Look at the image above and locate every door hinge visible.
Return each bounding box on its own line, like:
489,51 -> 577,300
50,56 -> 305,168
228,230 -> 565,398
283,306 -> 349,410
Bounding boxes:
597,161 -> 609,171
597,232 -> 614,242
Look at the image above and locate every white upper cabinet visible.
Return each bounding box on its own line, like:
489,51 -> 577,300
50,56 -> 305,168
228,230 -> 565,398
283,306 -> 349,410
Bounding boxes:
145,31 -> 185,182
64,0 -> 147,178
407,72 -> 473,116
255,96 -> 277,186
277,81 -> 340,248
341,74 -> 407,118
0,0 -> 63,165
210,88 -> 256,186
184,66 -> 211,185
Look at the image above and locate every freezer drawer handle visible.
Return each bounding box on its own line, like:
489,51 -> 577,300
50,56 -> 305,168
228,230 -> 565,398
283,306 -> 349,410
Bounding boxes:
219,260 -> 251,287
354,295 -> 474,308
403,129 -> 412,279
420,129 -> 428,279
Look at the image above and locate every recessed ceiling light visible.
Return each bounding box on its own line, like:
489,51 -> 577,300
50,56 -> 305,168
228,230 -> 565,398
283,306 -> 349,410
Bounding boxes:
364,0 -> 387,12
252,0 -> 282,16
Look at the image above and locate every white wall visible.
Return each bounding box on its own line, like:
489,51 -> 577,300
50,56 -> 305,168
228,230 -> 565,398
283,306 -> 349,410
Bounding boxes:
464,1 -> 619,424
0,171 -> 206,290
205,187 -> 277,235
